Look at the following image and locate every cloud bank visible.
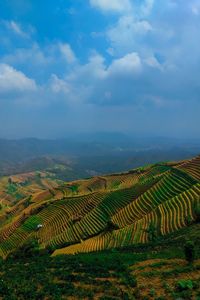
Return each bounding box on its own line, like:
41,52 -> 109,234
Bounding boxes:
0,0 -> 199,138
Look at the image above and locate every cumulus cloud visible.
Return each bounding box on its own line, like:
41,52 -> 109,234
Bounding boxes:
1,1 -> 200,137
108,52 -> 142,76
107,16 -> 152,55
2,43 -> 48,67
144,56 -> 163,70
67,52 -> 142,86
51,51 -> 145,106
49,74 -> 70,94
67,53 -> 107,82
90,0 -> 154,16
1,41 -> 77,82
58,43 -> 77,64
90,0 -> 132,13
0,63 -> 37,93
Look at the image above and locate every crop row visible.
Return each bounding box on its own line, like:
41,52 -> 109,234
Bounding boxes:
52,183 -> 200,255
112,170 -> 195,228
177,156 -> 200,181
37,193 -> 106,247
40,179 -> 158,248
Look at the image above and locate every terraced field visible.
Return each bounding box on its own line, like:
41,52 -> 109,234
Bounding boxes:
0,155 -> 199,258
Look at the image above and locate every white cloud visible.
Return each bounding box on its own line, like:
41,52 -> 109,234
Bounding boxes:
108,16 -> 152,38
107,16 -> 152,55
1,42 -> 78,83
49,74 -> 70,94
90,0 -> 131,13
59,43 -> 76,64
2,43 -> 49,67
46,51 -> 143,106
67,52 -> 142,87
144,56 -> 163,70
0,63 -> 37,93
4,20 -> 32,38
67,53 -> 107,82
108,52 -> 142,75
141,0 -> 155,16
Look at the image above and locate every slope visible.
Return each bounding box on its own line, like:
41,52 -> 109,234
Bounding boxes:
0,156 -> 199,258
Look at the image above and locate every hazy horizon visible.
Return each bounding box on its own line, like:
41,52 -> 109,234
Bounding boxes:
0,132 -> 200,141
0,1 -> 200,138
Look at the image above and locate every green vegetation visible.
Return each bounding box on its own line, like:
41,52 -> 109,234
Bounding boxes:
68,184 -> 79,194
0,231 -> 199,300
146,221 -> 157,242
194,201 -> 200,222
0,155 -> 199,258
184,241 -> 195,264
0,155 -> 199,298
0,251 -> 137,300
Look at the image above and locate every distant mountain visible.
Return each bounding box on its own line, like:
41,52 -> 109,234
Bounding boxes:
0,135 -> 200,179
0,135 -> 200,161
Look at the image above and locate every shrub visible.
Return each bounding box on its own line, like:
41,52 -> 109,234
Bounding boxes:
106,220 -> 119,231
185,215 -> 193,226
9,238 -> 42,259
184,241 -> 195,264
0,279 -> 10,296
120,292 -> 136,300
69,185 -> 79,194
146,222 -> 157,242
121,275 -> 137,288
24,196 -> 32,208
149,288 -> 156,297
194,202 -> 200,222
176,279 -> 194,291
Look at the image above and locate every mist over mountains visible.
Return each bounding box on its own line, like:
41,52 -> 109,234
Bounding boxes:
0,133 -> 200,180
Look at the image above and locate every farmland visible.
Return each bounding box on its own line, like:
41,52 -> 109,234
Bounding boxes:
0,155 -> 199,299
0,223 -> 200,299
0,155 -> 199,258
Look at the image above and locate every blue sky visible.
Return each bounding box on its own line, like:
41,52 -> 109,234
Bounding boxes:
0,0 -> 199,138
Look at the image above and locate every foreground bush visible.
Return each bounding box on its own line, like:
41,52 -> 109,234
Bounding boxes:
184,241 -> 195,264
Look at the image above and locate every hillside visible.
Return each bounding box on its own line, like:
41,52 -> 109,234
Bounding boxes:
1,229 -> 200,300
0,170 -> 64,207
0,155 -> 199,259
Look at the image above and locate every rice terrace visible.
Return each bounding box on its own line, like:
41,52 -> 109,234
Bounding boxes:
0,155 -> 200,299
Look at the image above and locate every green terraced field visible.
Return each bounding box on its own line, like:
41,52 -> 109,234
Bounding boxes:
0,155 -> 200,259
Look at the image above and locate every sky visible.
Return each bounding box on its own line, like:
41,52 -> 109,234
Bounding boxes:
0,0 -> 200,138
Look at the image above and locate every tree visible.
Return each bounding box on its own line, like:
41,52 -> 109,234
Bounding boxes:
185,215 -> 193,226
10,238 -> 41,259
194,201 -> 200,222
146,222 -> 157,242
184,241 -> 195,264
